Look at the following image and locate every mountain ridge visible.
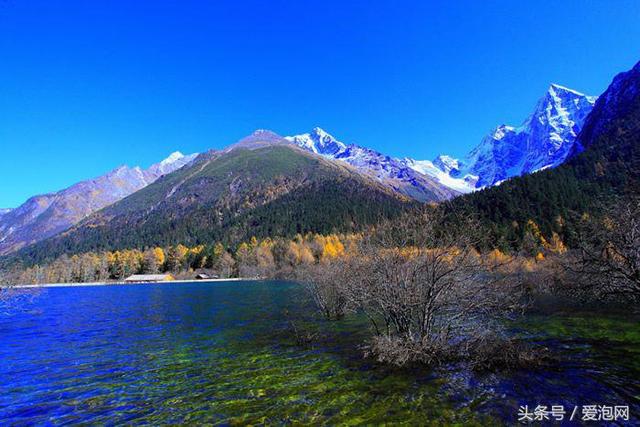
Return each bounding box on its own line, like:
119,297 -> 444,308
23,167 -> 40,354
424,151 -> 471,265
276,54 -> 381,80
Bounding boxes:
0,82 -> 604,256
9,143 -> 414,265
285,127 -> 459,201
0,151 -> 197,255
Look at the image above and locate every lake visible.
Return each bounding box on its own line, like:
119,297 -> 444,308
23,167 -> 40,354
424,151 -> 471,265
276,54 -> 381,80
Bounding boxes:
0,281 -> 638,425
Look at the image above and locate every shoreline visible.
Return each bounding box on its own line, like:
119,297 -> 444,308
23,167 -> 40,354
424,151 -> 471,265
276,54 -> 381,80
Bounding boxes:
8,277 -> 250,289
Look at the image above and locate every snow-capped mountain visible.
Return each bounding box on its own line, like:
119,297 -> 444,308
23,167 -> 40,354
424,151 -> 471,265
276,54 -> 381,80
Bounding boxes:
405,84 -> 597,192
0,151 -> 198,255
285,128 -> 458,201
285,84 -> 595,197
145,151 -> 199,177
0,83 -> 598,255
286,127 -> 347,156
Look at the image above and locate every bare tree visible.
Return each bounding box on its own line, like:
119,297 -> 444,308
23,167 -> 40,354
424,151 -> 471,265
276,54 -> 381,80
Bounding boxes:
300,206 -> 527,366
571,197 -> 640,303
356,208 -> 522,364
296,258 -> 352,320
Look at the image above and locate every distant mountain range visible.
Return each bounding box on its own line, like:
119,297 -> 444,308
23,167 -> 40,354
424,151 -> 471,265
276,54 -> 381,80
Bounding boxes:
12,143 -> 413,264
285,84 -> 596,194
0,152 -> 197,255
0,75 -> 608,257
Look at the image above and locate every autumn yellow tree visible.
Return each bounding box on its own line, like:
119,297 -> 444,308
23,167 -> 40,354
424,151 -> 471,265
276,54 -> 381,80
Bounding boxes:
255,240 -> 276,277
153,248 -> 165,266
321,235 -> 345,260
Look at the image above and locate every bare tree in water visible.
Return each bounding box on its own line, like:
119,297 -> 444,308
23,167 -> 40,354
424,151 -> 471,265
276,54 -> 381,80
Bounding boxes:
300,206 -> 527,366
296,257 -> 352,320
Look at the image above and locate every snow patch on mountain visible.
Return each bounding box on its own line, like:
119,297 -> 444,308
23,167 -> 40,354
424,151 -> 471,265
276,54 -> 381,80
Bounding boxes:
285,128 -> 458,201
285,127 -> 347,156
400,158 -> 478,193
145,151 -> 199,178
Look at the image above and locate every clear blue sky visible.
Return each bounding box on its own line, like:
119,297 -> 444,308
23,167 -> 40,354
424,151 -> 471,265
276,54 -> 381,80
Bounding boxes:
1,0 -> 639,208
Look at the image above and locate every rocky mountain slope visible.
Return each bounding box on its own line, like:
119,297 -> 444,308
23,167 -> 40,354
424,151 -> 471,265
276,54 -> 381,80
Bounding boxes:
0,81 -> 606,256
0,152 -> 197,255
285,128 -> 458,201
283,84 -> 596,196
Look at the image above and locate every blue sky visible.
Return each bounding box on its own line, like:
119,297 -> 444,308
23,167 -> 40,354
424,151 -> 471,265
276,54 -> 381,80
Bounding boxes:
1,0 -> 639,208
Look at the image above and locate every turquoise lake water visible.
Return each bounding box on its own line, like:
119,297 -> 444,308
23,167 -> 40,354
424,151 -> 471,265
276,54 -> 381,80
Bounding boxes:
0,281 -> 638,425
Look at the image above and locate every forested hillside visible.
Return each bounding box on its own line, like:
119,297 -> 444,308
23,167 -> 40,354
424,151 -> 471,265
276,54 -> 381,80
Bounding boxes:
7,145 -> 413,267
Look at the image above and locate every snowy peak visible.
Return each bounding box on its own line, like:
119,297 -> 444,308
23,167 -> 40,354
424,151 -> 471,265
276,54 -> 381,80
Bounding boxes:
548,83 -> 589,98
466,84 -> 594,188
491,125 -> 516,140
432,155 -> 461,174
530,84 -> 596,132
146,151 -> 198,178
402,84 -> 597,192
160,151 -> 185,166
285,128 -> 458,201
285,127 -> 347,156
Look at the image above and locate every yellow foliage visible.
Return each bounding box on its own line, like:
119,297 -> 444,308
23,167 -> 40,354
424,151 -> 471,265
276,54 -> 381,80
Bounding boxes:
189,245 -> 205,255
286,241 -> 315,265
236,242 -> 251,258
255,244 -> 274,268
175,244 -> 188,260
487,248 -> 509,264
522,258 -> 536,272
399,246 -> 416,257
213,242 -> 225,258
153,247 -> 165,265
299,244 -> 315,265
548,233 -> 566,254
321,235 -> 345,259
525,219 -> 549,248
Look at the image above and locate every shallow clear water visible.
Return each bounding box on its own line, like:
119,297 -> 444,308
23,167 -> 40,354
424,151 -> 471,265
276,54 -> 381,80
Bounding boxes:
0,281 -> 638,425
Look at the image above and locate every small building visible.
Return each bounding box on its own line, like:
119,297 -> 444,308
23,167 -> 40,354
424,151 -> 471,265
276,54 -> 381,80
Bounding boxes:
124,274 -> 175,283
196,273 -> 219,280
